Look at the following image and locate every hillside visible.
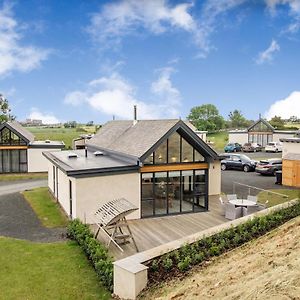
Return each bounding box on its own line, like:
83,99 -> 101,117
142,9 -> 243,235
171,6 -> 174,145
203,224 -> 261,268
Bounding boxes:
142,216 -> 300,299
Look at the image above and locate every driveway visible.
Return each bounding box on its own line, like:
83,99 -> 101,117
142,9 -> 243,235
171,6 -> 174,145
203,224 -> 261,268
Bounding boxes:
0,179 -> 47,196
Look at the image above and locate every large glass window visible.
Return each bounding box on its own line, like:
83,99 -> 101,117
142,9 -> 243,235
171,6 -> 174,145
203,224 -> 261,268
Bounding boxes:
141,169 -> 208,217
0,127 -> 26,145
0,149 -> 27,173
144,131 -> 206,165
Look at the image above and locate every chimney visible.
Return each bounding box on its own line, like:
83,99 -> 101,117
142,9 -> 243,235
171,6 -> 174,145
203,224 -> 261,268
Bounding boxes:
133,105 -> 137,125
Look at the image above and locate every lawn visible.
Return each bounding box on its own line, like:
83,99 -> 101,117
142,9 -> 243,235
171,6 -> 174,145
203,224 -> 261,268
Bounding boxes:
0,237 -> 111,300
22,187 -> 68,228
0,173 -> 47,181
257,188 -> 300,207
27,126 -> 97,149
207,131 -> 228,152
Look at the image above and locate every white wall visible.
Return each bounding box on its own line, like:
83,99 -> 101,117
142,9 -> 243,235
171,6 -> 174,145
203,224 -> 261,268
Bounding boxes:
76,172 -> 140,224
273,133 -> 296,143
282,142 -> 300,157
208,161 -> 221,195
28,148 -> 61,172
228,133 -> 248,145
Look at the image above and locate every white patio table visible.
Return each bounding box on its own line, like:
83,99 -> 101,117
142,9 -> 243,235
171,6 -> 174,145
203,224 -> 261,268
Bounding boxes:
229,199 -> 257,207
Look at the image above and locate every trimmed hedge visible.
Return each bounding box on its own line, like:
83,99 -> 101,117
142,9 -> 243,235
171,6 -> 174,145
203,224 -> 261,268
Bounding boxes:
147,200 -> 300,284
67,219 -> 113,291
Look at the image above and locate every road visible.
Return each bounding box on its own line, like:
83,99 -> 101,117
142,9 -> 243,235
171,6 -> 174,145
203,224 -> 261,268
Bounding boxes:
0,179 -> 47,196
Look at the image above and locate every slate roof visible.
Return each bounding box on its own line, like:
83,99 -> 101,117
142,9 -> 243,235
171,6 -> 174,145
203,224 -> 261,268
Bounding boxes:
87,119 -> 182,158
0,121 -> 35,143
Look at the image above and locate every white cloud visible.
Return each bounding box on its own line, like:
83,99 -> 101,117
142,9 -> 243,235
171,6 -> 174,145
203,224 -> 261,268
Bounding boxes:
265,91 -> 300,119
64,70 -> 181,120
28,108 -> 60,124
0,3 -> 49,77
266,0 -> 300,15
87,0 -> 246,57
255,39 -> 280,64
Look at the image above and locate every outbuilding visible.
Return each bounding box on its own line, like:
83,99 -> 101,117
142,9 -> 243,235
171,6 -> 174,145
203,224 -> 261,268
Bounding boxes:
44,119 -> 222,223
0,121 -> 64,173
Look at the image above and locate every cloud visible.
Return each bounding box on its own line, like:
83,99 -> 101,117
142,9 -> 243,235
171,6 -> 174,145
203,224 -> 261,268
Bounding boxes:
28,108 -> 60,124
255,39 -> 280,64
0,2 -> 49,77
265,91 -> 300,119
64,70 -> 181,119
87,0 -> 246,57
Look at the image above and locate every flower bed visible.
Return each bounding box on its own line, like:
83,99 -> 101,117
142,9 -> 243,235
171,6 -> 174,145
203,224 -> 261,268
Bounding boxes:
147,200 -> 300,285
67,219 -> 113,291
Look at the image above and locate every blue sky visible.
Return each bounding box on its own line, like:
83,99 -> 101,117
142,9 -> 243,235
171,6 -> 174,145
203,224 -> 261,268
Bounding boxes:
1,0 -> 300,124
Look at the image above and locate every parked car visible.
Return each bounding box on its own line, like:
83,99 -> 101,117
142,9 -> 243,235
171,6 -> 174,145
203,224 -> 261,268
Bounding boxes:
224,143 -> 242,153
255,159 -> 282,176
221,154 -> 257,172
242,142 -> 262,152
265,142 -> 283,153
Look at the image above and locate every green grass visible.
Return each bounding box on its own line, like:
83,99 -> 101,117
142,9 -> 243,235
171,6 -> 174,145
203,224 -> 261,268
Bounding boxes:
27,126 -> 97,149
207,131 -> 228,152
257,189 -> 300,207
23,187 -> 68,228
0,173 -> 47,181
0,237 -> 111,300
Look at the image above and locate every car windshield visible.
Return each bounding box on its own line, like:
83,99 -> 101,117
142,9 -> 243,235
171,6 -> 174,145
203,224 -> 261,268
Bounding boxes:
244,143 -> 251,146
239,154 -> 251,161
267,143 -> 275,146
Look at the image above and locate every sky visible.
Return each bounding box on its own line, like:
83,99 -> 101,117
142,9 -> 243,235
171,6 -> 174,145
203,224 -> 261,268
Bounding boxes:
1,0 -> 300,124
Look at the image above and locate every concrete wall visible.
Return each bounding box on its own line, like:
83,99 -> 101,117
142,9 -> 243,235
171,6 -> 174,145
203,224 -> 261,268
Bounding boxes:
48,161 -> 54,193
208,161 -> 221,195
273,133 -> 296,143
228,132 -> 248,145
28,148 -> 61,172
282,142 -> 300,157
76,172 -> 140,224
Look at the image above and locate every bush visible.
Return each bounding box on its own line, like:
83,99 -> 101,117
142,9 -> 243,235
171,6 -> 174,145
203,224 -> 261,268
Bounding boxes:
67,219 -> 113,291
148,200 -> 300,283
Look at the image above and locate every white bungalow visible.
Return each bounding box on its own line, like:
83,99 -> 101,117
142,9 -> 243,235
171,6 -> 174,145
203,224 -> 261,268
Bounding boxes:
44,119 -> 222,223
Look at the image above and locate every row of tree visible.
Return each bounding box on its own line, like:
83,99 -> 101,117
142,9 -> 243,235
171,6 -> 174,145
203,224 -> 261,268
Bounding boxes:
187,104 -> 296,132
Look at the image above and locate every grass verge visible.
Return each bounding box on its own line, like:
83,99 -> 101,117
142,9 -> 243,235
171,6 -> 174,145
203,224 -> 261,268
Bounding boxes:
207,131 -> 228,152
257,188 -> 300,207
23,187 -> 68,228
0,173 -> 47,181
0,237 -> 111,300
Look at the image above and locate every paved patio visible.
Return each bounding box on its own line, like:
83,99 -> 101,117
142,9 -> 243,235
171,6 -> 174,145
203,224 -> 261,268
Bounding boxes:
92,195 -> 227,260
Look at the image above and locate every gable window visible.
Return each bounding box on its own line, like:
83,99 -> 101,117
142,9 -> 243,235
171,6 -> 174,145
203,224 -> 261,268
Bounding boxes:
0,127 -> 26,145
143,131 -> 205,165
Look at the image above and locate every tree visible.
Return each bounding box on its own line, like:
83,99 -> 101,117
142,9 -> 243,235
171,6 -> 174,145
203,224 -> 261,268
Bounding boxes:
187,104 -> 225,131
228,110 -> 251,128
64,121 -> 77,128
269,115 -> 285,129
0,94 -> 12,123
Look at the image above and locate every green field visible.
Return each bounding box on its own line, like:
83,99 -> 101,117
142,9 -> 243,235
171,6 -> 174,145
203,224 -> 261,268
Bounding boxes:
0,238 -> 111,300
207,131 -> 228,152
257,189 -> 300,207
27,126 -> 97,149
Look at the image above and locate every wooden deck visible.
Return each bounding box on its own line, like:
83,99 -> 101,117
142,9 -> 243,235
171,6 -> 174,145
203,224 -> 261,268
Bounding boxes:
92,195 -> 228,260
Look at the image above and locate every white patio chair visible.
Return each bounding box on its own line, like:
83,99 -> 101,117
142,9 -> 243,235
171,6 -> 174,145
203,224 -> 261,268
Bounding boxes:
227,194 -> 237,201
242,205 -> 260,216
225,203 -> 242,220
247,195 -> 258,204
219,197 -> 226,216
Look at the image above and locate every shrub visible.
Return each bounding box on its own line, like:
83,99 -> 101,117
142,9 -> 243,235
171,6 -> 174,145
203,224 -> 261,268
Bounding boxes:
178,256 -> 191,272
162,256 -> 173,271
67,219 -> 113,291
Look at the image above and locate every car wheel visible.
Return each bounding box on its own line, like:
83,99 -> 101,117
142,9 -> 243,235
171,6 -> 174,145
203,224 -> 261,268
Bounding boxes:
221,164 -> 227,171
243,165 -> 250,172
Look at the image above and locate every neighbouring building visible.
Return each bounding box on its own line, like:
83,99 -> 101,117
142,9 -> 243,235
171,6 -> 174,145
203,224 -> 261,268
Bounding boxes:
72,134 -> 93,150
228,118 -> 298,147
44,119 -> 222,223
280,133 -> 300,188
0,121 -> 64,173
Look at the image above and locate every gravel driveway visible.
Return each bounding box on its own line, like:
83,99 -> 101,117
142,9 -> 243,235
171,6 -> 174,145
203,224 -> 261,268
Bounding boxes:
0,192 -> 66,242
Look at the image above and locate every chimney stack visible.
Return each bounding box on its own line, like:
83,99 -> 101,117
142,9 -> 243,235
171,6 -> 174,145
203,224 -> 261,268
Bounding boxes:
133,105 -> 137,125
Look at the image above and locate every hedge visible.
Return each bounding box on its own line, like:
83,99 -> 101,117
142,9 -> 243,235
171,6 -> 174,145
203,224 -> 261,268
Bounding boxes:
147,200 -> 300,284
67,219 -> 113,291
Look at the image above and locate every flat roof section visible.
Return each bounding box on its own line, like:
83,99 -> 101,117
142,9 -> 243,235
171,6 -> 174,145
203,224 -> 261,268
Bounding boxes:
29,140 -> 65,148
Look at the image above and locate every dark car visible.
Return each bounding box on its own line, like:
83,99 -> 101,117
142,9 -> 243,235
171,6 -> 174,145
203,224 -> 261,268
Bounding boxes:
224,143 -> 242,153
255,159 -> 282,176
221,154 -> 257,172
242,142 -> 262,152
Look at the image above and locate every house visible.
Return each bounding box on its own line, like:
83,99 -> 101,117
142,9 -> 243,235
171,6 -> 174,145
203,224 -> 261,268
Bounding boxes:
229,117 -> 298,147
0,121 -> 64,173
43,119 -> 221,223
280,132 -> 300,187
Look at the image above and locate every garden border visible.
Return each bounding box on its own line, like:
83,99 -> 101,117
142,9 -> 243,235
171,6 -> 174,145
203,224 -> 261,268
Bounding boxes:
113,198 -> 299,300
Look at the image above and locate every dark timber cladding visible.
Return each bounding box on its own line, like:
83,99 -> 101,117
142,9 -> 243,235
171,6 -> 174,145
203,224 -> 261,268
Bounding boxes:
0,122 -> 32,173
